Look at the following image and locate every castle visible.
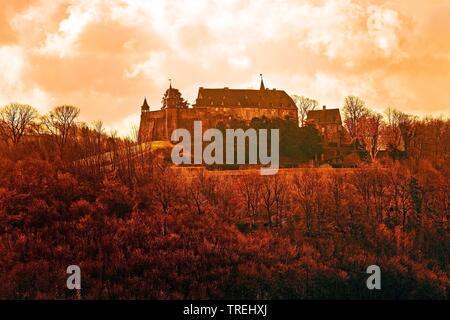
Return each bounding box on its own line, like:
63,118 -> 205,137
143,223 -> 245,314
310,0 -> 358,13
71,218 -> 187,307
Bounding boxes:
306,106 -> 343,147
137,77 -> 353,166
138,77 -> 298,143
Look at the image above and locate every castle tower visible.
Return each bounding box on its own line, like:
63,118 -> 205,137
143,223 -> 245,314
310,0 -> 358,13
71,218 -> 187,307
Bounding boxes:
260,74 -> 265,90
164,79 -> 177,109
141,97 -> 149,112
164,80 -> 178,139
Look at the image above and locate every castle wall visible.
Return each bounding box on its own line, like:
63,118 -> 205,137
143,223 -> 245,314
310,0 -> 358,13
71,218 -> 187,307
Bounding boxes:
202,106 -> 297,127
138,110 -> 166,142
138,106 -> 298,143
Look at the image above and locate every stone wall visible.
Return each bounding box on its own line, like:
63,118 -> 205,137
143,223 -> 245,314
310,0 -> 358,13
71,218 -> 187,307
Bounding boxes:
138,106 -> 298,142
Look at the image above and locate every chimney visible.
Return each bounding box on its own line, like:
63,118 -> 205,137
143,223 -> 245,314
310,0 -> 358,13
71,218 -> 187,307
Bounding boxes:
322,105 -> 326,110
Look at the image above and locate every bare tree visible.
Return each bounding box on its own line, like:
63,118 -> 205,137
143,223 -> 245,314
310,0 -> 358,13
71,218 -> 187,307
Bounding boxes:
130,125 -> 140,143
397,112 -> 417,155
239,175 -> 261,228
0,103 -> 38,145
292,95 -> 319,127
342,96 -> 368,143
151,161 -> 179,235
358,112 -> 383,161
261,176 -> 276,228
272,175 -> 288,227
293,171 -> 321,236
92,120 -> 105,154
259,175 -> 287,228
184,171 -> 210,216
327,172 -> 345,232
42,105 -> 80,151
383,107 -> 403,151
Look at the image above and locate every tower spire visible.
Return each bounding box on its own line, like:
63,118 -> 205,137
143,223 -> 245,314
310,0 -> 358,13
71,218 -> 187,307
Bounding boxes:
169,78 -> 172,89
141,97 -> 149,111
260,74 -> 265,90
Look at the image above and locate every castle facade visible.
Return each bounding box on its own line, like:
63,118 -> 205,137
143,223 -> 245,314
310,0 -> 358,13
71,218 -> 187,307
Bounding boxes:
306,106 -> 343,147
138,78 -> 298,142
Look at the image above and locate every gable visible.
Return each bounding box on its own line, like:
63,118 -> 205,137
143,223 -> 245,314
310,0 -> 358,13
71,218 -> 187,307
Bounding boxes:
307,109 -> 342,124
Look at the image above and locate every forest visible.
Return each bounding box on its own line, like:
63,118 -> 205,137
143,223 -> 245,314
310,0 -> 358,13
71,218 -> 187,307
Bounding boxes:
0,99 -> 448,299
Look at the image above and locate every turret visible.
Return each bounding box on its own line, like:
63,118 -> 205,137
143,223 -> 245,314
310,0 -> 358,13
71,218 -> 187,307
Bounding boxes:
161,79 -> 188,109
141,97 -> 150,112
165,79 -> 177,108
260,73 -> 265,90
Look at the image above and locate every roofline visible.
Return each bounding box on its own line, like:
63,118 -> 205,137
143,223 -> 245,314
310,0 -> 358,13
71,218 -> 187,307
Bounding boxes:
198,87 -> 287,92
308,108 -> 341,111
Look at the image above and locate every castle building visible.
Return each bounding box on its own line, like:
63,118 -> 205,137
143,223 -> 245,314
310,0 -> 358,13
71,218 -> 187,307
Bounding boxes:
306,106 -> 357,165
138,77 -> 298,142
306,106 -> 343,147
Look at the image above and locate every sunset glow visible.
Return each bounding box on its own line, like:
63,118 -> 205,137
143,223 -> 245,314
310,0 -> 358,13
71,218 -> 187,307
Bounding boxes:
1,1 -> 449,305
1,0 -> 450,135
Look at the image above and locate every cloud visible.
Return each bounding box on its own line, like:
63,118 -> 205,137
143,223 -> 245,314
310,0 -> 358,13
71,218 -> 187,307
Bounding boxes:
109,111 -> 141,138
0,0 -> 449,135
367,5 -> 401,55
0,45 -> 54,111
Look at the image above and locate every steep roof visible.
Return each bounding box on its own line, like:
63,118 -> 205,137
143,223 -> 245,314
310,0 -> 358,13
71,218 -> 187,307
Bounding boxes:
194,87 -> 296,109
141,97 -> 150,110
307,108 -> 342,124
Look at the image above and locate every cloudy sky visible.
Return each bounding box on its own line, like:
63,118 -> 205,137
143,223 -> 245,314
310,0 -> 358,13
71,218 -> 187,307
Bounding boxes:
1,0 -> 449,135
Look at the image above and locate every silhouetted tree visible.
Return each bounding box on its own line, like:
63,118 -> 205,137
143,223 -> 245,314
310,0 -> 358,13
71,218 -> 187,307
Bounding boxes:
358,112 -> 383,161
343,96 -> 368,145
397,112 -> 417,156
0,103 -> 38,145
292,95 -> 319,127
42,105 -> 80,154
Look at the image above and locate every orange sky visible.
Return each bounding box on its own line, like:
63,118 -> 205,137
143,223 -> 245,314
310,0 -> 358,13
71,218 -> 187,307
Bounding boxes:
1,0 -> 449,135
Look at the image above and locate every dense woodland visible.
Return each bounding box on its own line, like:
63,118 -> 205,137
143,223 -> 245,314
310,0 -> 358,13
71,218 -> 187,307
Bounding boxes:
0,98 -> 448,299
